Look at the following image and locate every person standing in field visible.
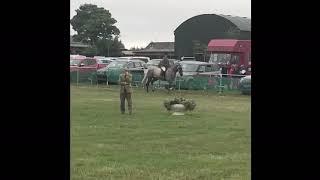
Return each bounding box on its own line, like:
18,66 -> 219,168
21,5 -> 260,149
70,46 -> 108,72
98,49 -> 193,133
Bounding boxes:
119,68 -> 133,115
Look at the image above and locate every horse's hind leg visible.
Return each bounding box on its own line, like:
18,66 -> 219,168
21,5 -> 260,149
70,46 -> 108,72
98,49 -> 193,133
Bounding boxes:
151,81 -> 154,92
146,78 -> 152,93
151,79 -> 156,92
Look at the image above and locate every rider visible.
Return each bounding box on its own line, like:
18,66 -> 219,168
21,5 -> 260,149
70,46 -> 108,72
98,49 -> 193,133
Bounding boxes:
158,53 -> 170,79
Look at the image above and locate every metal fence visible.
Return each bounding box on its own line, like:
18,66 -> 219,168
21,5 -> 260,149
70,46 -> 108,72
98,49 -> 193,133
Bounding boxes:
70,69 -> 248,93
70,68 -> 98,85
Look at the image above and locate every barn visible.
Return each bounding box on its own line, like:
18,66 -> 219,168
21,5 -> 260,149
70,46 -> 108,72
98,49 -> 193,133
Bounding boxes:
174,14 -> 251,60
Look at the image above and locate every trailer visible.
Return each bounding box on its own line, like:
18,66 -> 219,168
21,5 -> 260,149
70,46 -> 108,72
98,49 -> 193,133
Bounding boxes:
206,39 -> 251,75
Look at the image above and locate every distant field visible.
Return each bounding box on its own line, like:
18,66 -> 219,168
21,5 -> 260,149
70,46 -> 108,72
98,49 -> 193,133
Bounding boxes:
71,85 -> 251,180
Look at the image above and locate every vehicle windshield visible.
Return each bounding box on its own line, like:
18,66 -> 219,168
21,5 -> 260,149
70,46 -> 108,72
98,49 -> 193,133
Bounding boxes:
181,64 -> 199,72
207,53 -> 240,65
70,59 -> 81,66
108,61 -> 127,68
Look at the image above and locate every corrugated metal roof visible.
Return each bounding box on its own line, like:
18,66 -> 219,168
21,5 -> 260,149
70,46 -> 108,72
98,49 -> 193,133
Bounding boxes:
174,14 -> 251,32
218,14 -> 251,31
135,49 -> 174,53
134,42 -> 174,53
145,42 -> 174,50
121,50 -> 135,55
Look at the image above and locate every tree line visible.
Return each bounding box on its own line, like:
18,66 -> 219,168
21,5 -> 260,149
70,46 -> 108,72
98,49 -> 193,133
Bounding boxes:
71,4 -> 126,57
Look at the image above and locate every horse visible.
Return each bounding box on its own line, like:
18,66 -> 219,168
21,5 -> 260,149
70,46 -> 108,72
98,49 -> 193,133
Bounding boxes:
141,63 -> 183,92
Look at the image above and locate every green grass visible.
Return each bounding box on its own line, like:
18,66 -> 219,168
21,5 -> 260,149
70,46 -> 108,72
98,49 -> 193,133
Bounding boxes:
71,85 -> 251,180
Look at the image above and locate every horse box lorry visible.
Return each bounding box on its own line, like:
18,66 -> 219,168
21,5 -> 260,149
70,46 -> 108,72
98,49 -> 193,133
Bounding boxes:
207,39 -> 251,75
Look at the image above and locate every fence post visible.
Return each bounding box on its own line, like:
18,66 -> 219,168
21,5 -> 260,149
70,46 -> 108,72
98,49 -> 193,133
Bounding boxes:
218,73 -> 224,95
96,68 -> 98,88
76,69 -> 79,86
89,71 -> 93,86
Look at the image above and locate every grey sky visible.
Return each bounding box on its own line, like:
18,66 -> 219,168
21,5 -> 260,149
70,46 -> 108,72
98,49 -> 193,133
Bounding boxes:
70,0 -> 251,49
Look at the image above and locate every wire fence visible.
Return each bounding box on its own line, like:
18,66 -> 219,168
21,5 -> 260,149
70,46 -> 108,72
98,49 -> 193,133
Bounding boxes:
70,68 -> 250,94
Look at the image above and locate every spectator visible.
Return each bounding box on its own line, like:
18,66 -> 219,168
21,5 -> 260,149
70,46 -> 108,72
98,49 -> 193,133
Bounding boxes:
221,63 -> 228,77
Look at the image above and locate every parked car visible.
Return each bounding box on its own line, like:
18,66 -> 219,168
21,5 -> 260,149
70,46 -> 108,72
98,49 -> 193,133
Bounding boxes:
70,57 -> 112,72
70,57 -> 99,83
70,58 -> 98,72
118,56 -> 150,63
176,61 -> 221,90
96,57 -> 116,69
96,59 -> 145,84
70,55 -> 86,65
239,75 -> 251,95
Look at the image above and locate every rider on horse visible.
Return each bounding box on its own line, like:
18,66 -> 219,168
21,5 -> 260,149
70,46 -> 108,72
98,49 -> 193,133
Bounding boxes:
158,53 -> 170,79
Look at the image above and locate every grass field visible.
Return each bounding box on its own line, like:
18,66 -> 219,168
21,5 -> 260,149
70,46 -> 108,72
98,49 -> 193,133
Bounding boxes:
71,85 -> 251,180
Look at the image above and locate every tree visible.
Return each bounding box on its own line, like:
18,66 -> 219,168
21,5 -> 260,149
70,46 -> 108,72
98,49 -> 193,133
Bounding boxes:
96,36 -> 125,57
70,4 -> 120,46
96,38 -> 112,56
109,36 -> 125,56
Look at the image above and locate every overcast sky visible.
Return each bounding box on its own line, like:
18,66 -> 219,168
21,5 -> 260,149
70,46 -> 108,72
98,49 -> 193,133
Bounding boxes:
70,0 -> 251,49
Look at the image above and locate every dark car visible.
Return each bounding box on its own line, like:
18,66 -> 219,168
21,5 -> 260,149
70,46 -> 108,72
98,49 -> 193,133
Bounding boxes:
175,61 -> 220,90
96,59 -> 145,84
